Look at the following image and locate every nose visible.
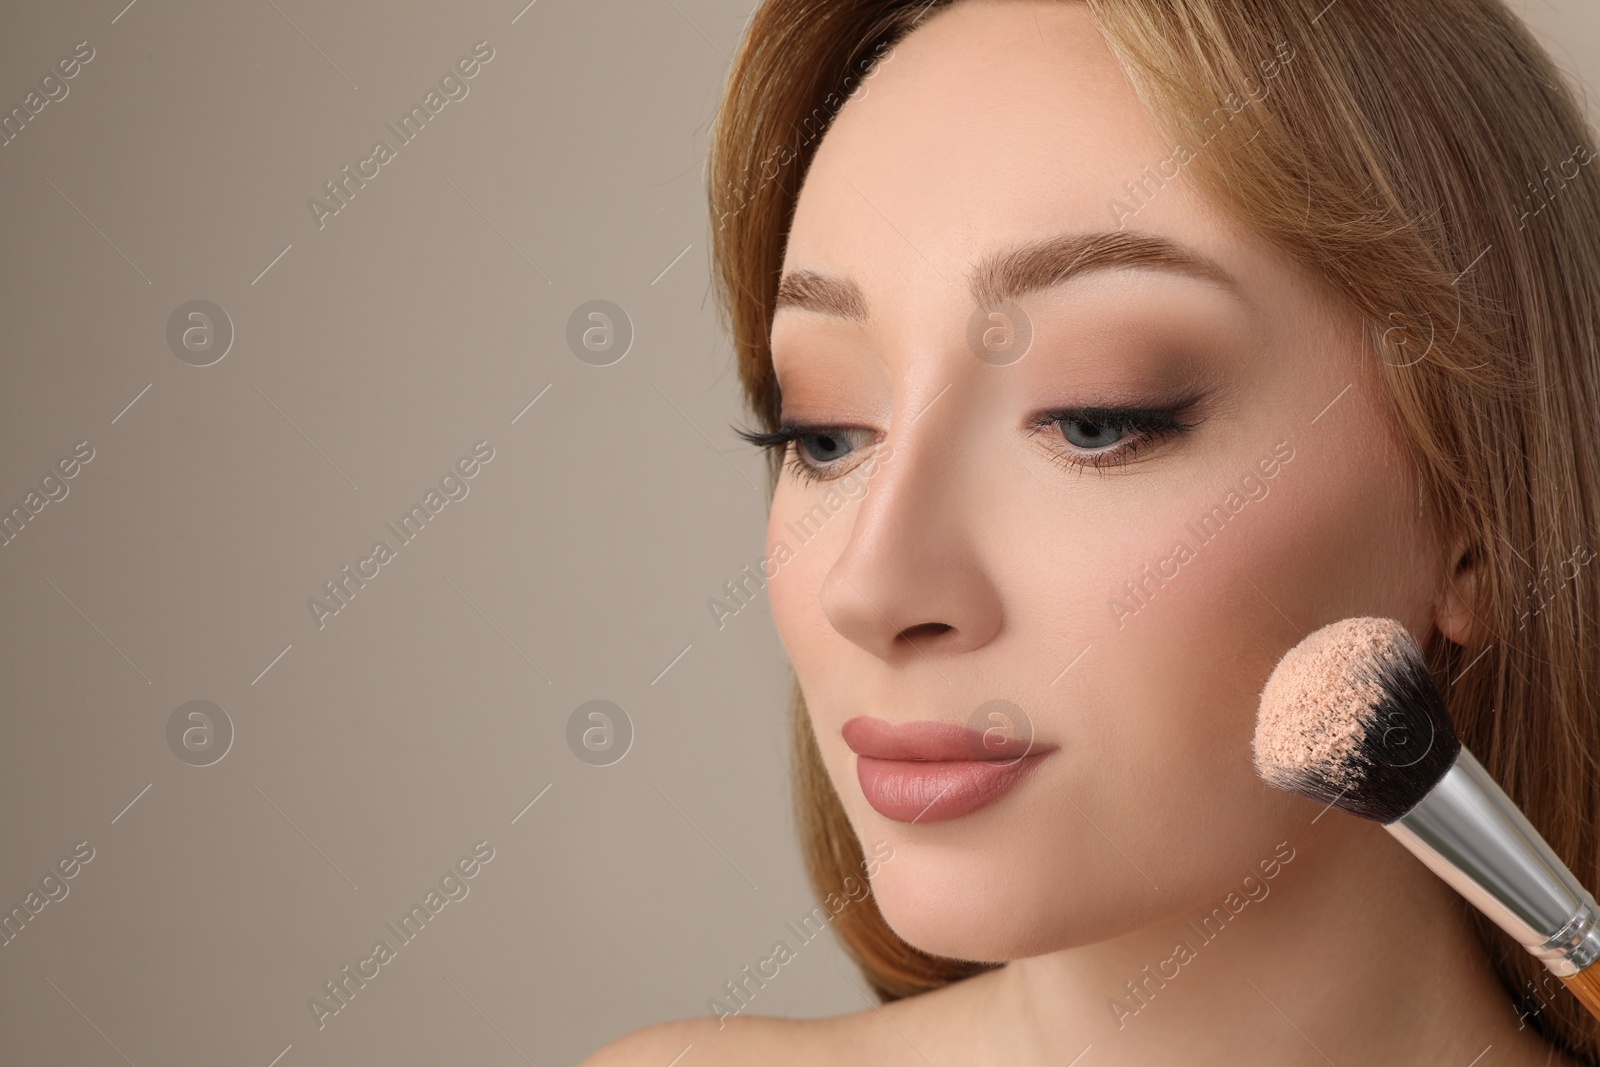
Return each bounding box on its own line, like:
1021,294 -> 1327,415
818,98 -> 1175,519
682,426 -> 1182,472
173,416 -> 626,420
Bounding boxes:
817,401 -> 1003,665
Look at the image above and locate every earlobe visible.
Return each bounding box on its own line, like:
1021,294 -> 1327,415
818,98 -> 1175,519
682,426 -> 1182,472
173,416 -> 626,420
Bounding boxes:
1434,533 -> 1484,647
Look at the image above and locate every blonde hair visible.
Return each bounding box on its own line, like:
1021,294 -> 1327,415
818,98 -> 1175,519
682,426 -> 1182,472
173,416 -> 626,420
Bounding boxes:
707,0 -> 1600,1059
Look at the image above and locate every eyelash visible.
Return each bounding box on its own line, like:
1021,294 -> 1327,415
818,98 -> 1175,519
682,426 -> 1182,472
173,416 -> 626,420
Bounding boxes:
734,406 -> 1200,485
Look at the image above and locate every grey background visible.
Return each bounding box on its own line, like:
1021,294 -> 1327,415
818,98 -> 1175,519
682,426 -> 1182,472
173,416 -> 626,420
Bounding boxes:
0,1 -> 1595,1065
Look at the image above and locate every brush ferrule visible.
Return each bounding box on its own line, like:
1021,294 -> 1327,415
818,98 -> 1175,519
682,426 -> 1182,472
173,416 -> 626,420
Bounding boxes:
1385,747 -> 1600,976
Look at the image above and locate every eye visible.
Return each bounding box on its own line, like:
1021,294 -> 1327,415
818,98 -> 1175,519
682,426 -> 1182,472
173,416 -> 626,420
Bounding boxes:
733,422 -> 878,485
796,428 -> 856,465
1029,405 -> 1200,474
1058,414 -> 1130,449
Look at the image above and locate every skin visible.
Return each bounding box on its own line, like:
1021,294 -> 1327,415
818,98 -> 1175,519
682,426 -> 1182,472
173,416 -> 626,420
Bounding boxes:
589,1 -> 1577,1063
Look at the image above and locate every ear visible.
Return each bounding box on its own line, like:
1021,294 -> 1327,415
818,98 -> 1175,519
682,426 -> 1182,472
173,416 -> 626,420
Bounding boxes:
1434,531 -> 1485,647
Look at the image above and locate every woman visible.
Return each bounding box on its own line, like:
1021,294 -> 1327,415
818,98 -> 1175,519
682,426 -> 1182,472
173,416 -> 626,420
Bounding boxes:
589,0 -> 1600,1062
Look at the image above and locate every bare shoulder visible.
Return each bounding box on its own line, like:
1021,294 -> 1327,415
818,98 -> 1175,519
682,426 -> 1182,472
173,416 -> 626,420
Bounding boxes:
580,971 -> 998,1066
579,1012 -> 860,1067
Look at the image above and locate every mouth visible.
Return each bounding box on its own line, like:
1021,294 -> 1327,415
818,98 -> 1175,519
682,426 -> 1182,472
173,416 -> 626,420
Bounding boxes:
841,716 -> 1056,823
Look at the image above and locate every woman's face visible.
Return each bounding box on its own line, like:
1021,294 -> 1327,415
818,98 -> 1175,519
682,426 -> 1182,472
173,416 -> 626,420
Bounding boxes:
765,0 -> 1448,961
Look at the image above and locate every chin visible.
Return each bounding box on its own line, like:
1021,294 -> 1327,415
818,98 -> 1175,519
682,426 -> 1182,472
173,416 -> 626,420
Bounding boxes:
863,839 -> 1116,963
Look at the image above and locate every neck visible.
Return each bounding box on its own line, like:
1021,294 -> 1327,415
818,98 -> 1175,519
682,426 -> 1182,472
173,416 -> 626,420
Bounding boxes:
993,816 -> 1556,1065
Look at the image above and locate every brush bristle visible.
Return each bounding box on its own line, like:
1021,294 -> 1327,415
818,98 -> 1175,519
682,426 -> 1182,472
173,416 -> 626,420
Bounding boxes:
1253,617 -> 1461,823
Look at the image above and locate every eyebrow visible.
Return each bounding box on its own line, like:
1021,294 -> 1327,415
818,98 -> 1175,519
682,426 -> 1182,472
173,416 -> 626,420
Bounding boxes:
774,230 -> 1246,323
773,269 -> 870,322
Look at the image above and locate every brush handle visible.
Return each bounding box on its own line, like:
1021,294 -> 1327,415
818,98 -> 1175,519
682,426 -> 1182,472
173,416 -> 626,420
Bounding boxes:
1385,747 -> 1600,975
1562,965 -> 1600,1021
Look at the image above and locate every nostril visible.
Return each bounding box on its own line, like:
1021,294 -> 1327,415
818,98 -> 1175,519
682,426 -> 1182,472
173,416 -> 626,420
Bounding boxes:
899,622 -> 953,642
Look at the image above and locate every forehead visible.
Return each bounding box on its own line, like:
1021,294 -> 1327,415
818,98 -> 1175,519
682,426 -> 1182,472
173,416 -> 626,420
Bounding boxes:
780,1 -> 1248,321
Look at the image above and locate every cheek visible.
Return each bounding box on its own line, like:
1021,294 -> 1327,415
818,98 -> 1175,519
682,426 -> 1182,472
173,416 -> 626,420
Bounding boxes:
763,490 -> 875,835
1090,415 -> 1433,793
765,487 -> 846,668
1042,413 -> 1433,885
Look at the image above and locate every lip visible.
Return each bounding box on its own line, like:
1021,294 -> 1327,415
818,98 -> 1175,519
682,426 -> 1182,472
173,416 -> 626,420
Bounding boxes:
842,716 -> 1056,823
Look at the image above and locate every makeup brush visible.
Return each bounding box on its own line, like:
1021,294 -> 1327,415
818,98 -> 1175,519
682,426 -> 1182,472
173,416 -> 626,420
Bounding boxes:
1252,616 -> 1600,1017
